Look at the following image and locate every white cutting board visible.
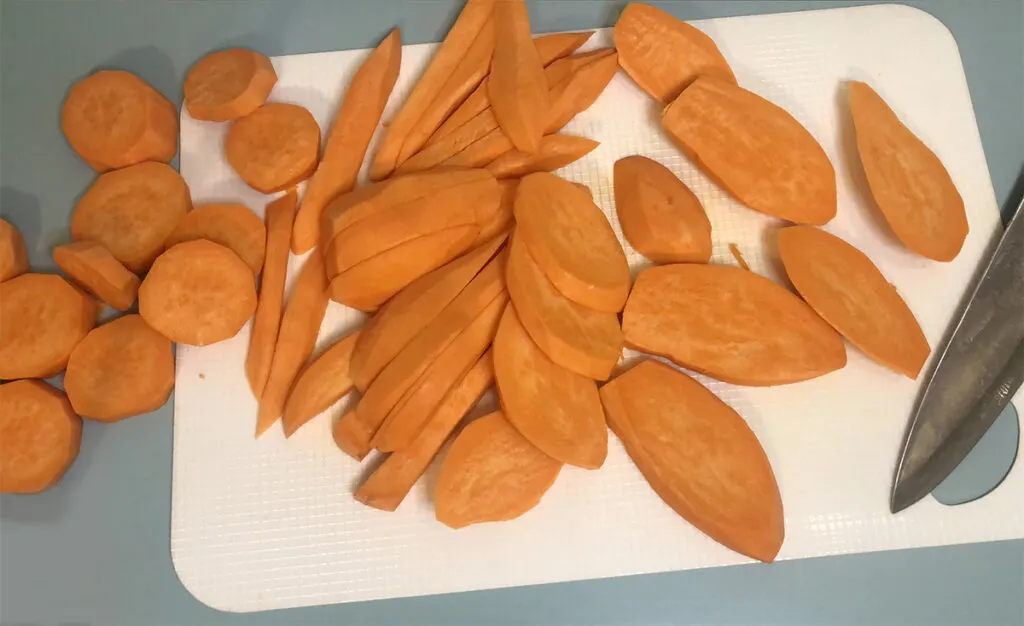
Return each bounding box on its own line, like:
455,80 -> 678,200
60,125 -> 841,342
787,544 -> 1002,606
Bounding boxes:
172,4 -> 1023,613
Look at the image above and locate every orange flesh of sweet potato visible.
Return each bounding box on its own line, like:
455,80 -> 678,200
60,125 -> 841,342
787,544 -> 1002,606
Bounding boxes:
355,351 -> 495,512
64,314 -> 174,422
225,102 -> 321,194
0,274 -> 95,379
71,162 -> 192,273
514,172 -> 630,312
0,218 -> 29,283
486,134 -> 599,179
494,304 -> 607,468
613,155 -> 712,264
184,48 -> 278,122
53,241 -> 141,311
622,264 -> 846,385
165,203 -> 267,276
350,234 -> 506,391
435,411 -> 562,528
662,76 -> 836,225
282,329 -> 361,437
246,191 -> 297,400
778,225 -> 930,378
506,233 -> 622,380
139,240 -> 257,347
544,51 -> 619,133
0,380 -> 82,494
848,81 -> 967,261
442,128 -> 516,169
292,29 -> 402,254
475,179 -> 517,245
613,2 -> 736,105
333,406 -> 373,461
599,359 -> 785,562
396,108 -> 502,175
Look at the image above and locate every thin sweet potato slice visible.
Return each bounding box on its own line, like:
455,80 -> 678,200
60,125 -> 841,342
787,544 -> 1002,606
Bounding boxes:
435,411 -> 562,529
475,179 -> 517,245
443,129 -> 516,169
184,48 -> 277,122
282,329 -> 361,437
165,203 -> 267,276
778,225 -> 930,378
53,241 -> 141,311
487,134 -> 599,179
599,359 -> 785,562
613,155 -> 711,263
848,81 -> 967,261
355,351 -> 495,512
292,29 -> 402,254
622,264 -> 846,385
0,380 -> 82,494
333,406 -> 372,461
64,314 -> 174,422
226,102 -> 321,194
0,218 -> 29,283
506,233 -> 622,380
487,0 -> 549,154
614,2 -> 736,104
397,108 -> 502,175
662,76 -> 836,225
494,304 -> 607,468
544,51 -> 619,133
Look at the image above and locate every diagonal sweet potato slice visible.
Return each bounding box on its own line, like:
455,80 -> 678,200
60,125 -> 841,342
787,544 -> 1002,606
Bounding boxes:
486,134 -> 599,179
488,0 -> 550,154
282,329 -> 361,437
543,51 -> 619,133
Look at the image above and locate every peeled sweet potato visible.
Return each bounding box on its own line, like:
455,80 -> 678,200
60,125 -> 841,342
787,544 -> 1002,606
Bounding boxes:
488,0 -> 550,154
0,218 -> 29,283
0,380 -> 82,494
544,51 -> 619,133
282,329 -> 361,437
599,359 -> 784,562
333,406 -> 373,461
486,134 -> 599,179
622,264 -> 846,385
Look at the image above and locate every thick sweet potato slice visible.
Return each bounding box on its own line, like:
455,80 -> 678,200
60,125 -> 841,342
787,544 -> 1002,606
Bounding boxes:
544,51 -> 618,133
514,172 -> 630,312
226,102 -> 321,194
778,226 -> 930,378
599,359 -> 784,562
506,233 -> 622,380
165,203 -> 267,276
613,155 -> 711,263
614,2 -> 735,104
184,48 -> 277,122
622,264 -> 846,385
488,0 -> 550,154
487,134 -> 598,179
282,329 -> 361,437
0,380 -> 82,494
355,351 -> 494,512
662,76 -> 836,225
848,81 -> 967,261
0,218 -> 29,283
435,411 -> 562,528
494,304 -> 606,468
475,179 -> 517,245
53,241 -> 141,311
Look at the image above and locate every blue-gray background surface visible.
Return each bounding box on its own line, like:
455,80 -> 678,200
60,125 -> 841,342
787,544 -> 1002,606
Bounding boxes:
1,1 -> 1022,625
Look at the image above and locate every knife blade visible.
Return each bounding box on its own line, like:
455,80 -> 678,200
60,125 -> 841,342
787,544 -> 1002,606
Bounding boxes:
890,200 -> 1024,514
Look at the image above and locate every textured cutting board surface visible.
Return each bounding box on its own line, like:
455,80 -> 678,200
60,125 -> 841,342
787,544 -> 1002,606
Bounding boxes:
173,4 -> 1021,613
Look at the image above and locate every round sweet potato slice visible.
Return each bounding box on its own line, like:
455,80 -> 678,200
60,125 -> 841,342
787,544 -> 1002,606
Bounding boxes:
225,102 -> 320,194
184,48 -> 278,122
0,380 -> 82,494
0,218 -> 29,283
165,202 -> 267,276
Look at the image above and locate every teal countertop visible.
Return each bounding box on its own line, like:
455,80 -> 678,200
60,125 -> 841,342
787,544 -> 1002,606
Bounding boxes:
1,1 -> 1022,625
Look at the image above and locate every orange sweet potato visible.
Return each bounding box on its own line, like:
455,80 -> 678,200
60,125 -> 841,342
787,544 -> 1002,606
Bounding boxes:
165,203 -> 267,276
848,81 -> 967,261
226,102 -> 321,194
622,264 -> 846,385
0,218 -> 29,283
333,406 -> 373,461
475,179 -> 517,245
506,233 -> 622,380
442,129 -> 516,169
614,2 -> 735,104
494,304 -> 607,468
779,226 -> 930,378
662,76 -> 836,225
355,351 -> 495,511
544,51 -> 619,133
435,411 -> 562,528
184,48 -> 277,122
282,329 -> 361,437
613,155 -> 711,263
53,242 -> 140,311
487,134 -> 599,179
0,380 -> 82,494
599,359 -> 785,562
396,108 -> 502,175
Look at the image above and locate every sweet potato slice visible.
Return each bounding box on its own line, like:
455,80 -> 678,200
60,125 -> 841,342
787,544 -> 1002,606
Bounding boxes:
662,76 -> 835,225
613,2 -> 735,104
61,70 -> 178,172
184,48 -> 277,122
514,172 -> 630,312
328,225 -> 480,312
435,411 -> 562,528
506,233 -> 622,380
599,359 -> 785,562
372,291 -> 507,452
71,162 -> 192,273
355,351 -> 494,511
0,274 -> 95,379
778,226 -> 930,378
848,81 -> 967,261
0,380 -> 82,494
292,29 -> 402,254
139,240 -> 257,346
0,218 -> 29,283
442,128 -> 516,169
613,155 -> 711,263
64,314 -> 174,422
487,134 -> 599,179
475,179 -> 517,245
226,102 -> 321,194
487,0 -> 550,153
494,304 -> 607,468
282,329 -> 361,437
350,234 -> 506,391
544,51 -> 619,133
53,241 -> 140,311
165,203 -> 267,276
396,108 -> 502,175
622,264 -> 846,385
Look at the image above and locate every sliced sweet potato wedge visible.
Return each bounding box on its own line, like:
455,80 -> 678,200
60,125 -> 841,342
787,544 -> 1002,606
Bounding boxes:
622,264 -> 846,385
486,134 -> 599,179
333,406 -> 372,461
435,411 -> 562,529
0,218 -> 29,283
442,129 -> 516,169
397,108 -> 502,175
282,329 -> 361,437
662,76 -> 836,225
848,81 -> 967,261
778,226 -> 930,378
488,0 -> 550,154
599,359 -> 784,562
544,51 -> 619,133
53,241 -> 141,311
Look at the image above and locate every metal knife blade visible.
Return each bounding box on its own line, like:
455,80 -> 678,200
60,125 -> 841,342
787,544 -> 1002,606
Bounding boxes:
890,202 -> 1024,514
